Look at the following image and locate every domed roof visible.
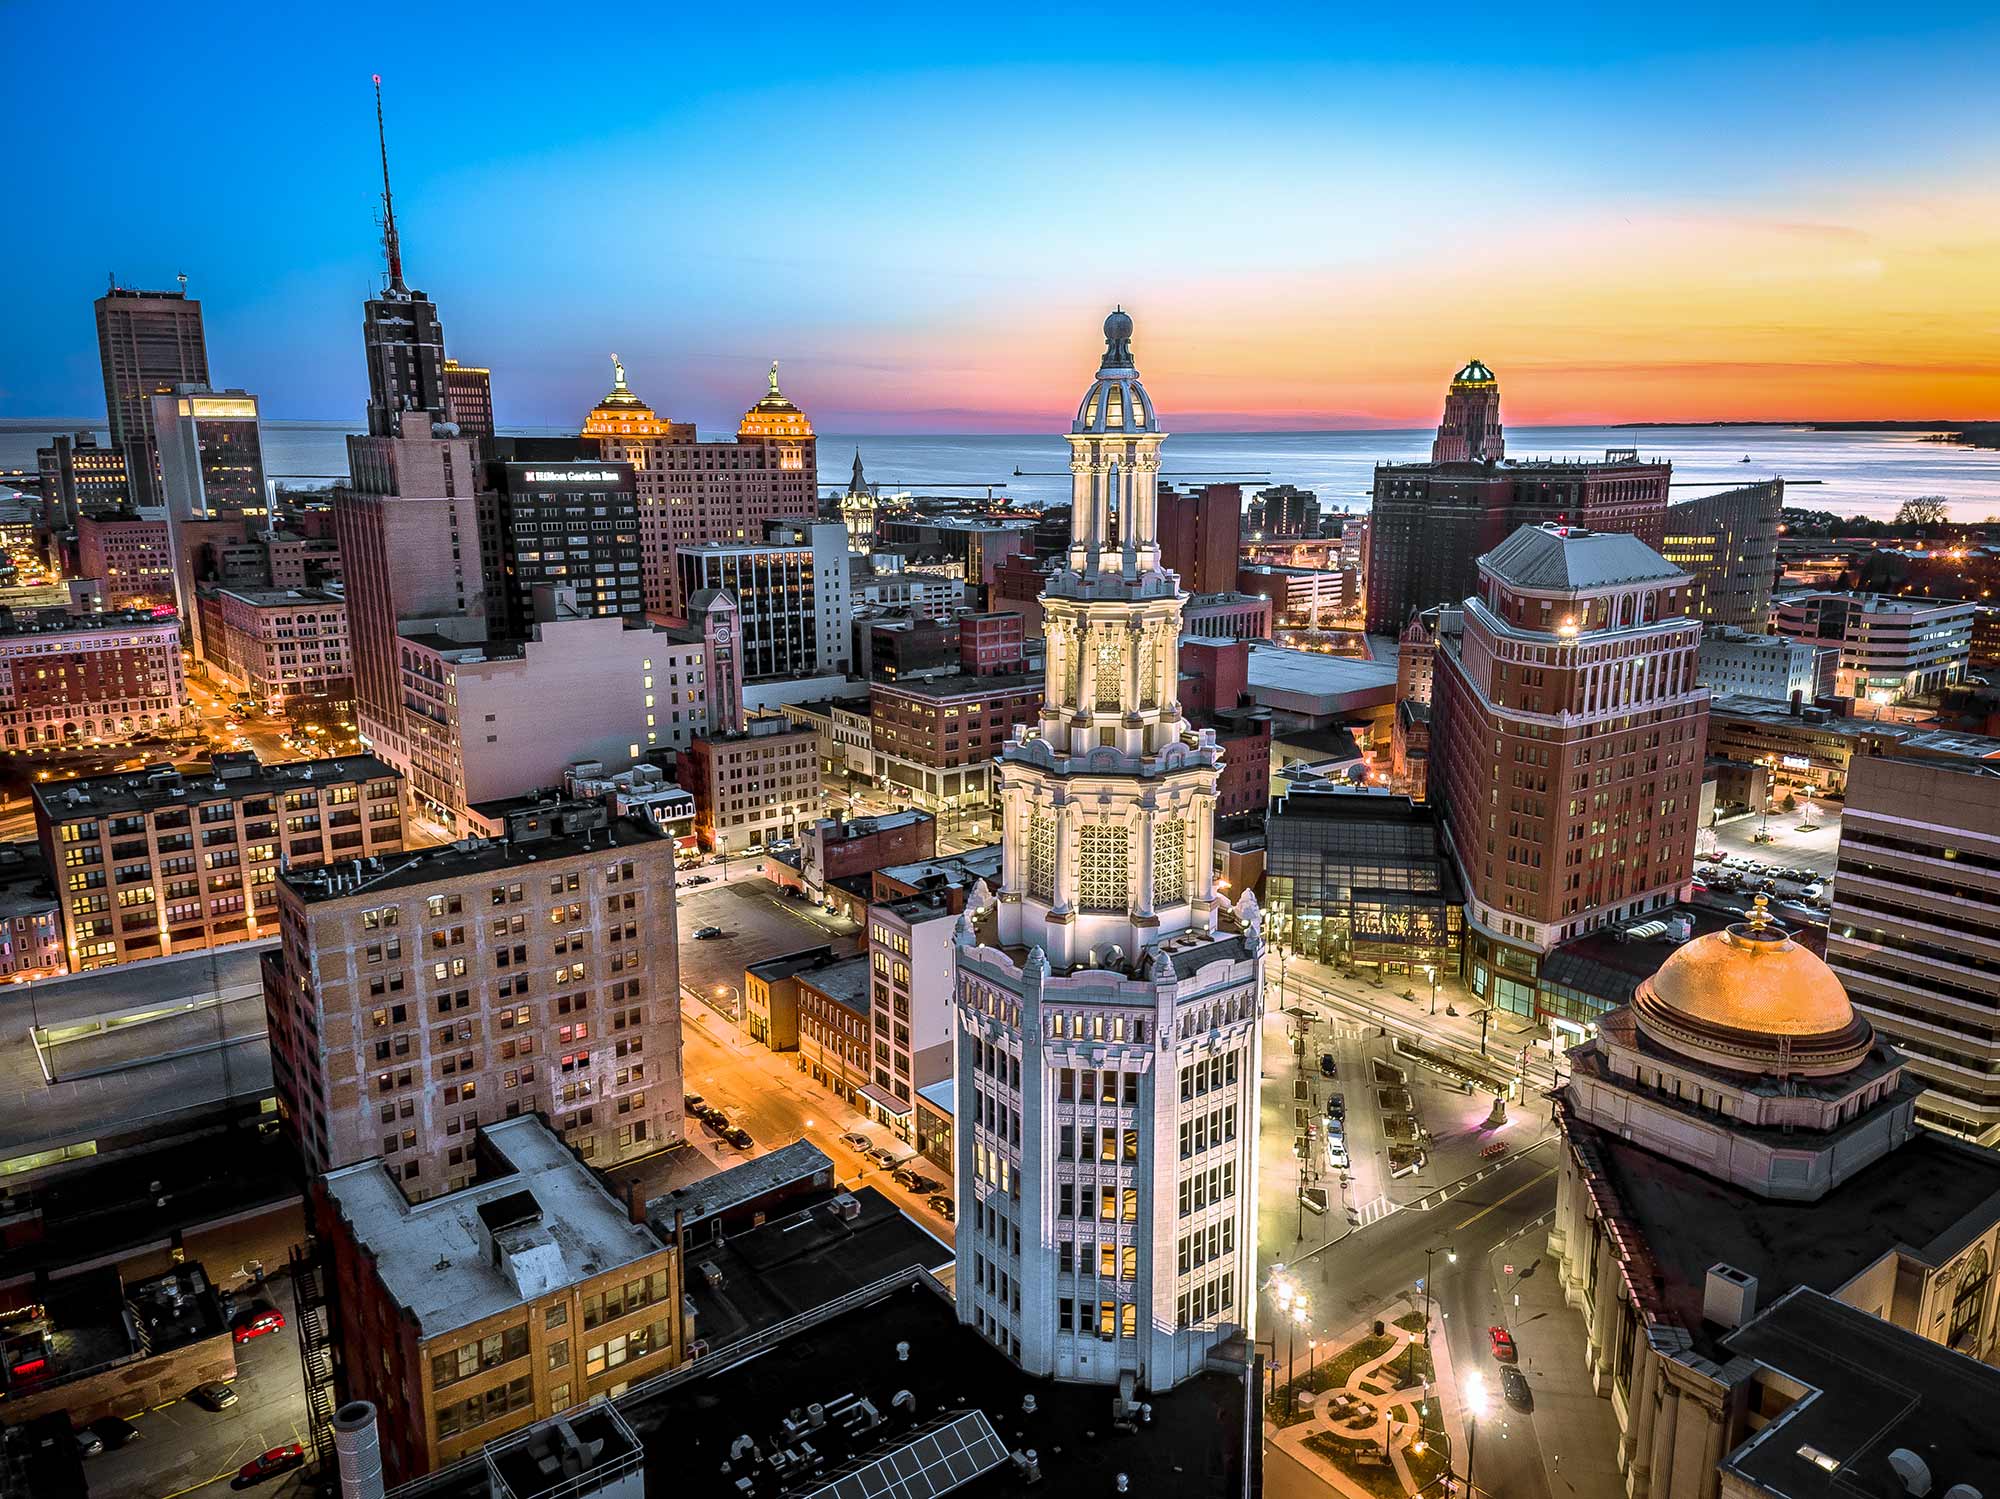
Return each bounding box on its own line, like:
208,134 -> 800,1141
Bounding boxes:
1631,897 -> 1872,1077
1073,307 -> 1159,436
1453,358 -> 1497,385
738,361 -> 813,440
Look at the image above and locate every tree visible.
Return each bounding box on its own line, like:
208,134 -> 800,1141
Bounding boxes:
1895,496 -> 1950,528
1781,791 -> 1799,812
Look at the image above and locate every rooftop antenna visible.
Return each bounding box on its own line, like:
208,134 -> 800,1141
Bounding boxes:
371,73 -> 406,293
177,272 -> 187,296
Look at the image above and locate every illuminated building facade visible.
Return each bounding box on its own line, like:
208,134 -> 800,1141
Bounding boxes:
1430,525 -> 1708,1021
440,359 -> 494,438
1661,479 -> 1783,630
95,281 -> 210,510
583,358 -> 819,614
951,312 -> 1263,1392
1430,358 -> 1505,463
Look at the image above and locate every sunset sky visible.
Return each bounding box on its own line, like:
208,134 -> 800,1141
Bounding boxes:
8,2 -> 2000,432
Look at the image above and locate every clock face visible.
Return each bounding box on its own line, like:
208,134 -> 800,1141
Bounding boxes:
712,622 -> 733,646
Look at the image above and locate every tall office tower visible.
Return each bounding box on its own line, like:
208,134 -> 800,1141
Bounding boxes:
1368,363 -> 1671,633
95,278 -> 210,509
1431,359 -> 1505,463
1662,479 -> 1783,629
262,798 -> 683,1201
150,386 -> 269,660
950,312 -> 1263,1391
1430,524 -> 1708,1018
582,358 -> 818,614
1253,484 -> 1319,538
36,432 -> 131,527
440,359 -> 494,438
1155,483 -> 1241,596
482,446 -> 642,632
1829,753 -> 2000,1146
361,79 -> 451,437
674,519 -> 851,680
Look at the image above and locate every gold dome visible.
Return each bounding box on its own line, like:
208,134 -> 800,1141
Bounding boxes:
1630,897 -> 1871,1077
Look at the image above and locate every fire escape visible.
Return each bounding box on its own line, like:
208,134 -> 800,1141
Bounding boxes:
289,1241 -> 339,1470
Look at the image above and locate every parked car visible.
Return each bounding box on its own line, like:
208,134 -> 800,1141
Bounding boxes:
693,926 -> 724,940
725,1127 -> 754,1149
702,1111 -> 731,1135
231,1304 -> 285,1345
1318,1053 -> 1337,1078
927,1193 -> 956,1221
89,1417 -> 140,1450
234,1444 -> 307,1488
868,1147 -> 900,1170
1800,883 -> 1825,901
893,1167 -> 940,1193
681,875 -> 712,887
684,1093 -> 705,1114
74,1429 -> 104,1458
1488,1326 -> 1517,1362
1327,1092 -> 1347,1120
784,886 -> 806,900
839,1131 -> 872,1152
190,1380 -> 238,1411
1501,1364 -> 1533,1411
1324,1138 -> 1349,1170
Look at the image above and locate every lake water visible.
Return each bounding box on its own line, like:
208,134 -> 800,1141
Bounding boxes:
6,419 -> 1998,520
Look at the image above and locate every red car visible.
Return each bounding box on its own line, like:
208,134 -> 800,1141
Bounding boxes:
234,1443 -> 306,1487
1488,1325 -> 1518,1363
231,1305 -> 285,1345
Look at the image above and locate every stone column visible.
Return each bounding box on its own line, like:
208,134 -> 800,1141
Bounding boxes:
1000,789 -> 1026,896
1053,801 -> 1077,911
1076,627 -> 1098,725
1625,1341 -> 1659,1497
1648,1372 -> 1681,1499
1191,795 -> 1217,914
1135,814 -> 1156,922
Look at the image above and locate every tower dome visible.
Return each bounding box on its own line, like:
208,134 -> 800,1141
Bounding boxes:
1074,308 -> 1157,435
1630,897 -> 1872,1078
738,360 -> 813,440
1452,358 -> 1497,386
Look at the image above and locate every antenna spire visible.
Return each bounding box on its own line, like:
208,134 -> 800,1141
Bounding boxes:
372,73 -> 406,293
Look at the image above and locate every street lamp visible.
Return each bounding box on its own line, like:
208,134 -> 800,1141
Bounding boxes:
1463,1371 -> 1490,1499
1407,1244 -> 1456,1384
1425,963 -> 1438,1016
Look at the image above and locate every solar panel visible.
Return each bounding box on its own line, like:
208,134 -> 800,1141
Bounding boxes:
803,1410 -> 1010,1499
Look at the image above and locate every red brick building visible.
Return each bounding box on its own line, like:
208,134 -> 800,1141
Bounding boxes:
1430,525 -> 1708,1022
957,611 -> 1026,674
1179,637 -> 1272,820
868,671 -> 1042,818
1157,483 -> 1242,596
75,514 -> 174,608
0,610 -> 186,749
991,553 -> 1052,637
799,809 -> 937,900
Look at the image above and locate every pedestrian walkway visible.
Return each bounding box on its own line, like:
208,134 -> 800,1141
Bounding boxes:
1265,1301 -> 1462,1499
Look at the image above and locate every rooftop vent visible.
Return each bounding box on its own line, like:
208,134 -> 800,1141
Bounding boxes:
1888,1449 -> 1932,1496
1703,1264 -> 1758,1329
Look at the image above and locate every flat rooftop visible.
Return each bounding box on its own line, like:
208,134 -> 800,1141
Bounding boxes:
680,1187 -> 951,1349
872,670 -> 1038,701
650,1139 -> 836,1230
0,942 -> 273,1165
34,753 -> 397,822
1720,1287 -> 2000,1498
281,812 -> 661,904
1710,695 -> 2000,757
797,955 -> 872,1015
0,608 -> 175,640
876,846 -> 1002,894
319,1116 -> 664,1339
1245,643 -> 1397,704
1570,1106 -> 2000,1359
212,586 -> 344,608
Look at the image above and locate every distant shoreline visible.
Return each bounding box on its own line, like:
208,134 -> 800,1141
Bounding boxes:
1616,418 -> 2000,451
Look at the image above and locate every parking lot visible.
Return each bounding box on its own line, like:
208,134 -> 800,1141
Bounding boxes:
674,877 -> 861,1015
84,1275 -> 311,1499
1700,808 -> 1842,925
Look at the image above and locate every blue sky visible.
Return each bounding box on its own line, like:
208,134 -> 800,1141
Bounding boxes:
6,2 -> 1999,430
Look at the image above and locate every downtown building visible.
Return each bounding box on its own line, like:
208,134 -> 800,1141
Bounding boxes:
1829,751 -> 2000,1145
201,586 -> 352,714
262,798 -> 683,1201
480,448 -> 643,632
1153,483 -> 1241,596
581,358 -> 819,614
1772,591 -> 1973,703
74,512 -> 173,608
1429,524 -> 1708,1030
95,279 -> 210,510
950,312 -> 1263,1391
0,609 -> 186,749
1365,361 -> 1671,634
34,750 -> 403,971
150,385 -> 271,661
36,431 -> 131,527
1661,479 -> 1783,629
674,519 -> 852,680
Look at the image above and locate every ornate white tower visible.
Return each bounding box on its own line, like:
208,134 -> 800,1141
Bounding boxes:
996,309 -> 1225,971
952,311 -> 1263,1394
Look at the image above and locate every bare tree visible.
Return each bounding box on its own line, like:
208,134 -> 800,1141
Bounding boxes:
1895,496 -> 1949,528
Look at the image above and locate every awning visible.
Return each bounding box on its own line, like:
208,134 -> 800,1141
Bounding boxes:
859,1081 -> 913,1117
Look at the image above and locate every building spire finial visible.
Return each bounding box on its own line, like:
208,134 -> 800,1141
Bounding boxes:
372,73 -> 406,293
768,360 -> 781,396
611,353 -> 627,391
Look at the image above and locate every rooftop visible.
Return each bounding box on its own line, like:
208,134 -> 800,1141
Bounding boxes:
1567,1104 -> 2000,1359
212,586 -> 345,609
1244,644 -> 1397,702
319,1116 -> 665,1339
281,805 -> 661,905
1482,524 -> 1685,591
745,945 -> 844,985
649,1139 -> 836,1232
815,809 -> 931,841
872,670 -> 1040,702
0,608 -> 178,640
1720,1288 -> 2000,1498
678,1187 -> 951,1350
797,955 -> 873,1016
33,752 -> 397,823
875,845 -> 1003,897
0,842 -> 55,924
0,943 -> 272,1166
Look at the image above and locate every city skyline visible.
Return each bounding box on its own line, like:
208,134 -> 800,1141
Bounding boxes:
8,3 -> 2000,433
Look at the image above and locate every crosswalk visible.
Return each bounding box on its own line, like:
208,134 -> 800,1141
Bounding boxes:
1347,1193 -> 1396,1230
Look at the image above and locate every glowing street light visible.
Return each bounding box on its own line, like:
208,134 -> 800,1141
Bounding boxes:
1464,1371 -> 1491,1497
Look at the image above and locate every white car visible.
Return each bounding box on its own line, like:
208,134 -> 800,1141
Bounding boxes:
1325,1138 -> 1349,1170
